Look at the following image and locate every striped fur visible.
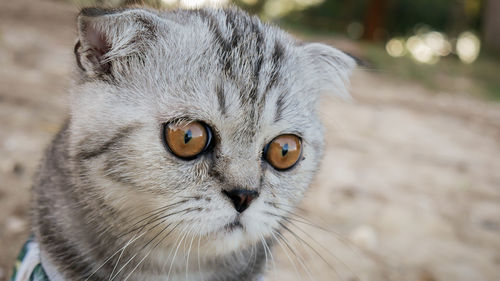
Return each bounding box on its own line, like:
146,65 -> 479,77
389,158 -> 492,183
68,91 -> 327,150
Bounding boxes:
32,7 -> 355,281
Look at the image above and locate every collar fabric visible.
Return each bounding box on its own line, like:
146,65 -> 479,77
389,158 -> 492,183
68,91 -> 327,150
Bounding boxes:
10,238 -> 49,281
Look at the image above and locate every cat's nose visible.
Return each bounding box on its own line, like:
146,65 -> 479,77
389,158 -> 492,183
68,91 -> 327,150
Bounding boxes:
222,189 -> 259,213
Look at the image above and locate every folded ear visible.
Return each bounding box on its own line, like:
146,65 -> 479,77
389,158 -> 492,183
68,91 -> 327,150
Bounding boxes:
301,43 -> 357,99
75,8 -> 160,79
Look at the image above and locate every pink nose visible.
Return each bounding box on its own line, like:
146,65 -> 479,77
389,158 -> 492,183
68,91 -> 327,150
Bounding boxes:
222,189 -> 259,213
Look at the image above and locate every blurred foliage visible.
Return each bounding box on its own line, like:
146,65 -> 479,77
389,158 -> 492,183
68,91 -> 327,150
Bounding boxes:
363,43 -> 500,100
281,0 -> 481,40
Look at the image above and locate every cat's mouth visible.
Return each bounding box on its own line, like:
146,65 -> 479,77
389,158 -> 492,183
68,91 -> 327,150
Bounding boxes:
223,219 -> 243,232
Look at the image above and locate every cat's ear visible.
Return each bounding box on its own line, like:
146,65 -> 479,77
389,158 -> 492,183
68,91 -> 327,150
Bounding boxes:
301,43 -> 357,99
75,8 -> 160,78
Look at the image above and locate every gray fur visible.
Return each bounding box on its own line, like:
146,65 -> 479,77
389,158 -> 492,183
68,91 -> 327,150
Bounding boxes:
32,6 -> 355,281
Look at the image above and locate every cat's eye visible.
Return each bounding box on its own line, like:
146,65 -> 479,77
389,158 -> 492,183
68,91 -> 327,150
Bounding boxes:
164,121 -> 212,159
264,134 -> 302,170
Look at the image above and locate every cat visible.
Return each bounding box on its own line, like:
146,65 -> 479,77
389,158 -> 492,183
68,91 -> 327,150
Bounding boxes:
26,6 -> 356,281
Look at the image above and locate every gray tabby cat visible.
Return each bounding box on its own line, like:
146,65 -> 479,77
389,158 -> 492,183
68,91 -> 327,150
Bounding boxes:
31,6 -> 355,281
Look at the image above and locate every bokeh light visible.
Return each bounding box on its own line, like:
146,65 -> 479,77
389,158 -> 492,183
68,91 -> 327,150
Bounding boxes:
385,30 -> 466,65
239,0 -> 258,4
424,31 -> 451,56
406,35 -> 438,64
263,0 -> 324,18
385,38 -> 406,57
456,31 -> 480,64
161,0 -> 230,8
161,0 -> 177,4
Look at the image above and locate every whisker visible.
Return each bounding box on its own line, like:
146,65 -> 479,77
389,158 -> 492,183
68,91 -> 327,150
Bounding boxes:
108,233 -> 136,281
116,204 -> 190,240
105,207 -> 196,279
121,242 -> 158,281
86,202 -> 189,279
197,233 -> 206,281
281,220 -> 362,281
280,220 -> 339,270
122,220 -> 184,281
110,221 -> 175,281
185,227 -> 197,281
84,232 -> 147,281
260,235 -> 269,274
264,235 -> 276,276
270,231 -> 304,281
265,206 -> 330,233
286,215 -> 367,266
268,207 -> 364,259
266,202 -> 309,215
166,224 -> 192,280
128,200 -> 188,227
94,200 -> 186,243
112,207 -> 197,281
249,238 -> 258,272
163,225 -> 186,271
266,206 -> 363,280
274,230 -> 315,281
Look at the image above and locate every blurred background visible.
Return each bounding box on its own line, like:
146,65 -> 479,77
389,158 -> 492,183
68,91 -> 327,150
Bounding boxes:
0,0 -> 499,280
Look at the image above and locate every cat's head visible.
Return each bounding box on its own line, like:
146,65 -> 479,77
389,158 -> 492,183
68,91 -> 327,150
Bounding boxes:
69,7 -> 355,256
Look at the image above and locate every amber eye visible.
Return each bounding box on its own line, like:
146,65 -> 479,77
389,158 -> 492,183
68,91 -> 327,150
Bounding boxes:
264,134 -> 302,170
164,121 -> 211,159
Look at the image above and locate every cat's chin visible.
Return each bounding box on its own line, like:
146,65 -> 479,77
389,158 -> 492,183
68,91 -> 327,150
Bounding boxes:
198,207 -> 278,257
203,227 -> 253,256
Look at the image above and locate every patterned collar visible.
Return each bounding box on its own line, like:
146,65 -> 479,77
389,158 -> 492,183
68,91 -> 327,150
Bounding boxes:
10,238 -> 49,281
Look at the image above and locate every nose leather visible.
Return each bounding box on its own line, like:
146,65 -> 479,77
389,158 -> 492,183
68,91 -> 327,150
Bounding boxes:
222,189 -> 259,213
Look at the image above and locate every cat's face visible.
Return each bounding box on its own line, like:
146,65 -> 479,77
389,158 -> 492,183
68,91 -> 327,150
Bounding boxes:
69,8 -> 354,256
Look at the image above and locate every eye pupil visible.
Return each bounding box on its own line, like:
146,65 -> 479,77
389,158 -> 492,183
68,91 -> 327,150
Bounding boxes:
265,134 -> 302,170
282,143 -> 289,156
184,129 -> 192,144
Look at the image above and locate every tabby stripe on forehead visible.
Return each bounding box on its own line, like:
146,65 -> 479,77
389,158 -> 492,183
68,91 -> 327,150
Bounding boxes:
225,9 -> 240,49
223,10 -> 241,76
198,10 -> 237,78
239,18 -> 265,132
265,41 -> 285,93
215,83 -> 227,115
274,91 -> 286,122
247,20 -> 264,104
198,10 -> 230,54
135,15 -> 157,39
76,124 -> 139,160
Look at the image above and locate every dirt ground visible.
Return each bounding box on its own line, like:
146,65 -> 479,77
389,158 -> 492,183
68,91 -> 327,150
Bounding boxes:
1,0 -> 500,280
